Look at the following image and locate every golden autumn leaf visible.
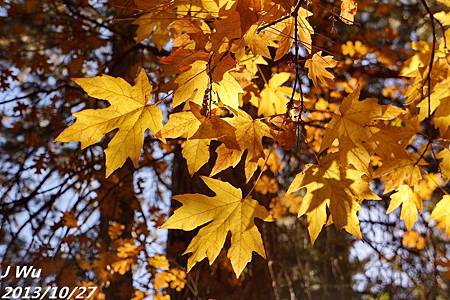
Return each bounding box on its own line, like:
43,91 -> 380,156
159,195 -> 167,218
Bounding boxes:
305,51 -> 337,88
159,111 -> 201,139
159,104 -> 241,176
434,11 -> 450,26
340,0 -> 357,25
274,8 -> 314,60
341,40 -> 369,57
430,195 -> 450,236
154,271 -> 173,290
225,109 -> 272,162
134,12 -> 172,49
111,258 -> 134,275
251,72 -> 294,116
161,176 -> 272,277
108,222 -> 125,240
244,24 -> 273,58
321,85 -> 403,153
373,156 -> 423,193
55,69 -> 163,177
386,184 -> 422,231
210,144 -> 243,176
210,109 -> 272,180
288,154 -> 380,243
437,148 -> 450,182
172,60 -> 243,109
182,139 -> 210,175
417,77 -> 450,121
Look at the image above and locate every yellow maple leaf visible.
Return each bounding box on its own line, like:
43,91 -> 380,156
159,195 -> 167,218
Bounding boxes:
320,87 -> 404,174
182,139 -> 210,175
55,70 -> 163,177
437,148 -> 450,182
386,184 -> 422,231
305,51 -> 337,88
210,144 -> 243,176
134,12 -> 172,49
437,0 -> 450,6
133,0 -> 222,48
320,85 -> 403,174
251,72 -> 294,116
159,111 -> 201,139
111,258 -> 134,275
243,25 -> 273,58
160,104 -> 241,176
117,240 -> 140,258
430,195 -> 450,236
274,8 -> 314,60
154,271 -> 173,290
172,60 -> 243,109
226,109 -> 272,162
153,267 -> 186,292
169,268 -> 186,291
161,176 -> 272,277
288,154 -> 380,243
340,0 -> 357,25
321,85 -> 403,152
417,78 -> 450,121
434,11 -> 450,26
108,222 -> 125,240
370,118 -> 418,161
373,156 -> 423,192
434,98 -> 450,140
254,175 -> 278,194
210,109 -> 272,180
415,173 -> 441,200
400,41 -> 430,78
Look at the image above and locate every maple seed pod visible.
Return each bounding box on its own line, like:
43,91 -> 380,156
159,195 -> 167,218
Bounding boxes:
201,87 -> 211,116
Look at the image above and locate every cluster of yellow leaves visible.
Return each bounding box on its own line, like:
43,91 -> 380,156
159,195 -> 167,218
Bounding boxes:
398,7 -> 450,235
288,154 -> 380,243
270,194 -> 302,220
153,269 -> 186,291
430,195 -> 450,236
341,40 -> 369,57
128,254 -> 185,300
148,255 -> 170,270
111,239 -> 141,275
55,0 -> 450,279
108,222 -> 125,240
402,231 -> 426,250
